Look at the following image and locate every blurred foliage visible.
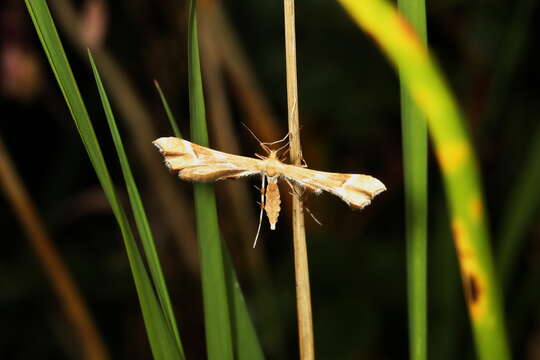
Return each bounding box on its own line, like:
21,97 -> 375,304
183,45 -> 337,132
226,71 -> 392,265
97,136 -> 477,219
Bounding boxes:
1,0 -> 540,359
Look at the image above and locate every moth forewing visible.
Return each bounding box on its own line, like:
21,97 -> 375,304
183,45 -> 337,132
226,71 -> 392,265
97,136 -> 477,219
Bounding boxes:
153,137 -> 193,155
153,137 -> 261,182
279,164 -> 386,209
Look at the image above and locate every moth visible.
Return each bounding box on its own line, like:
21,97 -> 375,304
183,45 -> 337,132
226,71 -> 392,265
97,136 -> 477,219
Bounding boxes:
153,132 -> 386,246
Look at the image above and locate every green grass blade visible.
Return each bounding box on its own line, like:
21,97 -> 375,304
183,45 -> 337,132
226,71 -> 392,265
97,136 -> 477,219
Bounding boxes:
154,79 -> 183,138
482,0 -> 538,130
337,1 -> 510,359
498,124 -> 540,286
397,0 -> 428,359
25,1 -> 183,358
186,1 -> 264,358
89,51 -> 184,357
187,0 -> 234,358
155,54 -> 264,358
223,249 -> 266,360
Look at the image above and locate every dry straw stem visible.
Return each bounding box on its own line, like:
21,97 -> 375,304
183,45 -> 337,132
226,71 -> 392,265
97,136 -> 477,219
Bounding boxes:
283,1 -> 315,359
0,139 -> 109,360
47,0 -> 199,272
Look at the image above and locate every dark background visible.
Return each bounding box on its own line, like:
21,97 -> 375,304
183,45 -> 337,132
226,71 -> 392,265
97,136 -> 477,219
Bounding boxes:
1,0 -> 539,358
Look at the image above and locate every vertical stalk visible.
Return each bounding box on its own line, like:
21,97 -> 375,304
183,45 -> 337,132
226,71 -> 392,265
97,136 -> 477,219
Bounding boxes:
283,1 -> 314,359
397,0 -> 428,359
0,138 -> 109,360
338,1 -> 511,359
187,1 -> 233,358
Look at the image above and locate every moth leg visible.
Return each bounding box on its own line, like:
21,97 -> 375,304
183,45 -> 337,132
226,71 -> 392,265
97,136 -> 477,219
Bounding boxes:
283,177 -> 322,226
283,177 -> 304,198
253,175 -> 266,248
279,147 -> 290,162
305,207 -> 323,226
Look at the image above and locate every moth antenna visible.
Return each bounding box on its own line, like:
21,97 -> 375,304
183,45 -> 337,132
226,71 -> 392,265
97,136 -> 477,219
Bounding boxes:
253,175 -> 266,248
241,122 -> 272,154
255,153 -> 266,160
262,132 -> 290,146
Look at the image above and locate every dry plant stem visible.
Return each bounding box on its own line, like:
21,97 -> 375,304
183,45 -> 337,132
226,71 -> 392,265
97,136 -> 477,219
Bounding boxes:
47,0 -> 199,273
283,1 -> 314,359
0,140 -> 109,360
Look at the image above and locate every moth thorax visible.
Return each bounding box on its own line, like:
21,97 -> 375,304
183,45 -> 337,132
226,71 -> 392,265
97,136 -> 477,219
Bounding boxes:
264,178 -> 281,230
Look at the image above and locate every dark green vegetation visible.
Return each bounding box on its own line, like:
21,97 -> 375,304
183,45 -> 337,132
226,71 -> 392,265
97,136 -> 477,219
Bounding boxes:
1,0 -> 539,359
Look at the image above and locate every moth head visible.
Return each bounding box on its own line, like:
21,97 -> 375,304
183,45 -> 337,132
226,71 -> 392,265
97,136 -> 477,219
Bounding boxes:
241,122 -> 290,159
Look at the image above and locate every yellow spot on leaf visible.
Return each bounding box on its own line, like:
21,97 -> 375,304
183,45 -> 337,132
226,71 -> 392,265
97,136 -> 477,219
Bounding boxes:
437,142 -> 470,173
469,195 -> 483,221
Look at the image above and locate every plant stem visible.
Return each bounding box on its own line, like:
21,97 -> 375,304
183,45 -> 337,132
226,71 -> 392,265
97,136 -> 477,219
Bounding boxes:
283,1 -> 314,359
397,0 -> 428,359
0,137 -> 109,360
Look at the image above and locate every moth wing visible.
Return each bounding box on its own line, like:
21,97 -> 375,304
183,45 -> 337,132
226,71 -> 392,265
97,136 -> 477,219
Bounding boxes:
178,164 -> 259,182
281,164 -> 386,209
153,137 -> 262,182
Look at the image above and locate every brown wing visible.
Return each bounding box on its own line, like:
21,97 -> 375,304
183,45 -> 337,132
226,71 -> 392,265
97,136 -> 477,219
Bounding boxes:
280,164 -> 386,209
153,137 -> 262,182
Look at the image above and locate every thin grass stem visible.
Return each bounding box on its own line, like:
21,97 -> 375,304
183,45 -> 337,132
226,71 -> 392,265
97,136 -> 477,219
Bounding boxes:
397,0 -> 428,359
283,1 -> 314,359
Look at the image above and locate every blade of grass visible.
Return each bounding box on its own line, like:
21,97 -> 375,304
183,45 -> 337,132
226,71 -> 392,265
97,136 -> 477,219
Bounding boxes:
89,51 -> 184,356
154,79 -> 183,139
397,0 -> 428,359
155,57 -> 265,359
482,0 -> 538,131
337,1 -> 510,359
48,0 -> 200,274
187,0 -> 234,358
498,123 -> 540,286
25,1 -> 183,358
223,250 -> 266,360
430,200 -> 464,360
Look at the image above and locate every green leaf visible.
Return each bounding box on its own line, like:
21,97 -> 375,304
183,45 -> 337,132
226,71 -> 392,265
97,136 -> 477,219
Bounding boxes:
154,79 -> 183,138
25,1 -> 183,358
89,51 -> 184,357
397,0 -> 428,359
337,0 -> 510,359
186,0 -> 264,359
498,124 -> 540,286
187,1 -> 234,357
